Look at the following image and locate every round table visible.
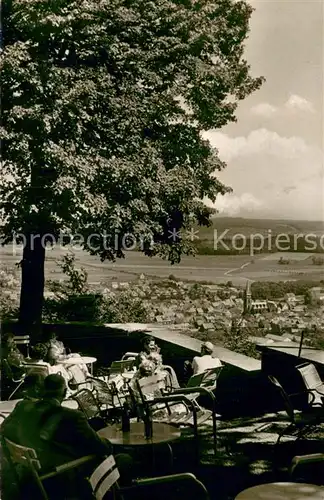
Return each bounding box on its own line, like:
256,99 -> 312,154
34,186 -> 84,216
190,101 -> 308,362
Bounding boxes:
98,421 -> 180,446
235,482 -> 324,500
0,399 -> 21,415
62,399 -> 79,409
98,421 -> 180,473
60,356 -> 97,375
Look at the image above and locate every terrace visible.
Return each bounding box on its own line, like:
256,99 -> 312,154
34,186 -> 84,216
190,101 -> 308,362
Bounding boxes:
1,322 -> 324,499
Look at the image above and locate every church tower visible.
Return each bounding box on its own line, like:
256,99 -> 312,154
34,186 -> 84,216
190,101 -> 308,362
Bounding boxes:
243,280 -> 252,314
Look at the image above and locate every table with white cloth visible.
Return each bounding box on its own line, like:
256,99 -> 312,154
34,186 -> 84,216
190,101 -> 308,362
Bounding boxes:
60,356 -> 97,375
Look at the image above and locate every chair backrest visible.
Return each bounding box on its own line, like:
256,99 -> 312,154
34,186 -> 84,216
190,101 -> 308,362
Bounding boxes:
136,372 -> 167,403
121,352 -> 139,361
14,335 -> 30,346
90,377 -> 118,407
2,358 -> 15,380
23,362 -> 50,378
109,360 -> 135,375
296,363 -> 323,390
68,364 -> 88,385
4,437 -> 42,471
4,437 -> 50,500
73,389 -> 101,419
89,455 -> 120,500
268,375 -> 295,422
187,366 -> 223,391
162,365 -> 180,390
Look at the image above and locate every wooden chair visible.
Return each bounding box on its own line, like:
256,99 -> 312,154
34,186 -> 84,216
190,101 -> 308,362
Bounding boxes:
290,453 -> 324,475
268,375 -> 324,448
13,335 -> 31,358
89,454 -> 210,500
66,364 -> 92,391
3,437 -> 95,500
22,362 -> 50,378
88,377 -> 121,407
121,352 -> 139,361
296,363 -> 324,406
134,373 -> 218,461
87,377 -> 128,423
186,365 -> 223,392
108,360 -> 136,379
162,365 -> 181,390
72,388 -> 104,420
2,358 -> 26,400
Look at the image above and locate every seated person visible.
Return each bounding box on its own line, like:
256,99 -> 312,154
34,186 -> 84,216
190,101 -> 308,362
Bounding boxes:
1,374 -> 133,497
29,342 -> 50,365
46,348 -> 74,395
43,331 -> 66,358
1,374 -> 111,468
2,333 -> 25,378
44,332 -> 89,377
130,360 -> 157,401
192,341 -> 222,375
137,336 -> 163,371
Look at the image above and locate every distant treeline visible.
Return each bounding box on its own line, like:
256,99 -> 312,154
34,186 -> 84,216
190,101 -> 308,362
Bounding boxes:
195,236 -> 324,255
251,280 -> 324,300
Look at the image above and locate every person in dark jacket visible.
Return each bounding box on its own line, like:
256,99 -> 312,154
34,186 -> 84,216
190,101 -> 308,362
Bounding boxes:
1,374 -> 134,498
1,374 -> 111,471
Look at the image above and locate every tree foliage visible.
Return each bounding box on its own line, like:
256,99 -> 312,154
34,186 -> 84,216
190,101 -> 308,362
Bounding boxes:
251,280 -> 324,300
1,0 -> 263,258
1,0 -> 263,333
0,265 -> 20,319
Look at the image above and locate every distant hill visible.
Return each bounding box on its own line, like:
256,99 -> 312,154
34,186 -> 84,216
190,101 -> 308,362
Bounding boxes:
194,217 -> 324,255
198,217 -> 324,239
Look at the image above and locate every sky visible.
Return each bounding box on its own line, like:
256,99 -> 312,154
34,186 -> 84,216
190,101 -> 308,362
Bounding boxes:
204,0 -> 323,221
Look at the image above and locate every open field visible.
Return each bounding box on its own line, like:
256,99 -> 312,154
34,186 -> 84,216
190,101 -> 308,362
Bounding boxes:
1,246 -> 323,286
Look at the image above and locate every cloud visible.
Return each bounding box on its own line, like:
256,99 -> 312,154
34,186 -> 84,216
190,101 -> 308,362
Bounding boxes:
203,128 -> 309,163
285,94 -> 315,113
205,192 -> 264,216
249,95 -> 315,118
203,128 -> 323,220
251,103 -> 277,118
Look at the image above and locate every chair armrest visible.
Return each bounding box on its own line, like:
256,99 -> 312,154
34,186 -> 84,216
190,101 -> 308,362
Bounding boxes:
147,394 -> 195,412
41,455 -> 96,480
122,352 -> 139,361
288,389 -> 316,405
120,473 -> 209,499
290,453 -> 324,476
171,386 -> 216,403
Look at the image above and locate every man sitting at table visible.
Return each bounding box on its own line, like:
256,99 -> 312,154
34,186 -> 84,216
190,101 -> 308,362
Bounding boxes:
1,374 -> 133,497
192,341 -> 222,375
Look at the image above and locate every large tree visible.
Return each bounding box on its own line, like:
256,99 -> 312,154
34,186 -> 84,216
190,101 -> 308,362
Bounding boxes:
1,0 -> 263,338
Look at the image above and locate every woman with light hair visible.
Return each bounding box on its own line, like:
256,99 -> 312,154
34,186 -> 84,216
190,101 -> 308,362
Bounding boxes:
129,359 -> 157,402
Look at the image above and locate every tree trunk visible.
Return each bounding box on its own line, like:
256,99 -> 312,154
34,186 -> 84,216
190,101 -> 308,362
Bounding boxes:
18,233 -> 46,341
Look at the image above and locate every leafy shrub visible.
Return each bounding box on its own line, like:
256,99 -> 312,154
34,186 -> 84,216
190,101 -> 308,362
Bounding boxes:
43,252 -> 149,323
312,256 -> 324,266
223,323 -> 260,359
0,265 -> 19,319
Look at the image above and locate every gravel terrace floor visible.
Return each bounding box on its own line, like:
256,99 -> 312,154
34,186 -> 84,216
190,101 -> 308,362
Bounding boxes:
2,411 -> 323,499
